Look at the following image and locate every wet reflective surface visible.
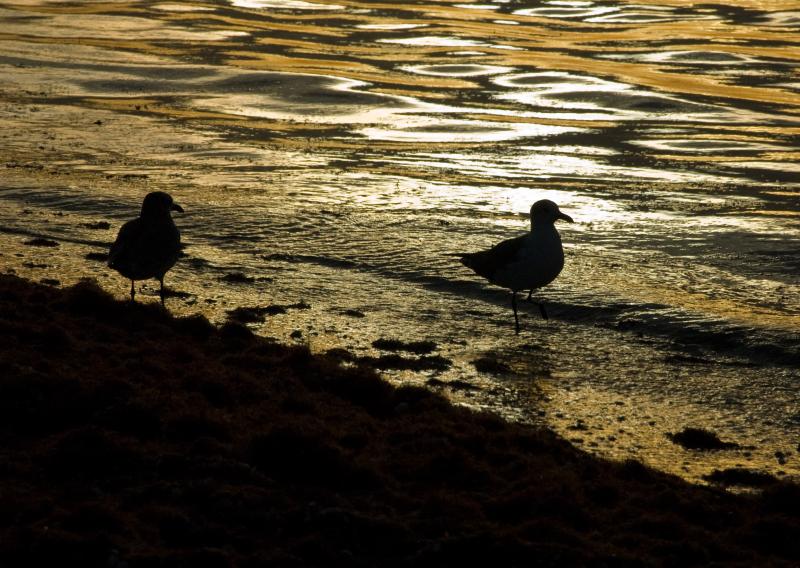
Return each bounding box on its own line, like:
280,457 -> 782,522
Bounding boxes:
1,0 -> 798,484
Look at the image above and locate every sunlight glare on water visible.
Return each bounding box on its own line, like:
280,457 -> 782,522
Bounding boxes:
231,0 -> 344,10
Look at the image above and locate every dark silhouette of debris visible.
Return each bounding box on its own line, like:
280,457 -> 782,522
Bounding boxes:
0,274 -> 798,567
668,428 -> 740,450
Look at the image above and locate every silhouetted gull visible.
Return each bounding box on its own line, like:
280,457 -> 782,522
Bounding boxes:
459,199 -> 573,334
108,191 -> 183,305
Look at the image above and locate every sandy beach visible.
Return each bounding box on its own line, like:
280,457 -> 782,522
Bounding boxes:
1,8 -> 799,565
0,274 -> 798,566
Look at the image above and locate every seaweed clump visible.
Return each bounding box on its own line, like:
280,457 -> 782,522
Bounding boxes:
472,356 -> 512,375
668,427 -> 740,451
0,274 -> 798,567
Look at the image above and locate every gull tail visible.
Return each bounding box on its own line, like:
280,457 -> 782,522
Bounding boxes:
457,251 -> 495,280
444,252 -> 472,263
458,253 -> 476,269
448,252 -> 476,268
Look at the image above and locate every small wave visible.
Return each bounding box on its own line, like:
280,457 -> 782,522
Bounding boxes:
261,253 -> 359,270
610,307 -> 800,367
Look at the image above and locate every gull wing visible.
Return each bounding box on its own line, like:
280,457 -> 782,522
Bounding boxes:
460,234 -> 526,281
108,218 -> 141,271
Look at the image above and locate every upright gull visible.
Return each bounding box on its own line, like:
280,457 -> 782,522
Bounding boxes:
459,199 -> 573,334
108,191 -> 184,305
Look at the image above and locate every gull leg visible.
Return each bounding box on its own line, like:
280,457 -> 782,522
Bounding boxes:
511,290 -> 520,335
130,280 -> 136,302
159,277 -> 166,306
527,289 -> 548,320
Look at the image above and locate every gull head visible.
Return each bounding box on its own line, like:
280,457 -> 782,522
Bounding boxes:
531,199 -> 573,224
141,191 -> 184,217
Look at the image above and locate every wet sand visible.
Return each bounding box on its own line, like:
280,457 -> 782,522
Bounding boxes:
1,0 -> 799,486
1,274 -> 799,566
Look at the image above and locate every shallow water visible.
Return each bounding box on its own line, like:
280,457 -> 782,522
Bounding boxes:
1,0 -> 798,484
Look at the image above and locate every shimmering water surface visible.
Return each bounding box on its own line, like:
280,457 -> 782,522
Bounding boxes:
1,0 -> 798,484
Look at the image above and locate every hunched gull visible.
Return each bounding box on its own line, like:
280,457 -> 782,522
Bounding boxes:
108,191 -> 183,305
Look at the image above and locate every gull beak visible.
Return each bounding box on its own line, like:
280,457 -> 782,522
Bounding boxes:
557,211 -> 574,223
171,203 -> 184,213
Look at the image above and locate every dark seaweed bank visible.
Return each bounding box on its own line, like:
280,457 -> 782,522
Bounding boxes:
0,275 -> 798,567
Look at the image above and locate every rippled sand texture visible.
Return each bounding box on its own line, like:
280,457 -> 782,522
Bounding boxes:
1,0 -> 798,484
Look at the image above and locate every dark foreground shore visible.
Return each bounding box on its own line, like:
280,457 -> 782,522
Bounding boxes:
0,275 -> 798,567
